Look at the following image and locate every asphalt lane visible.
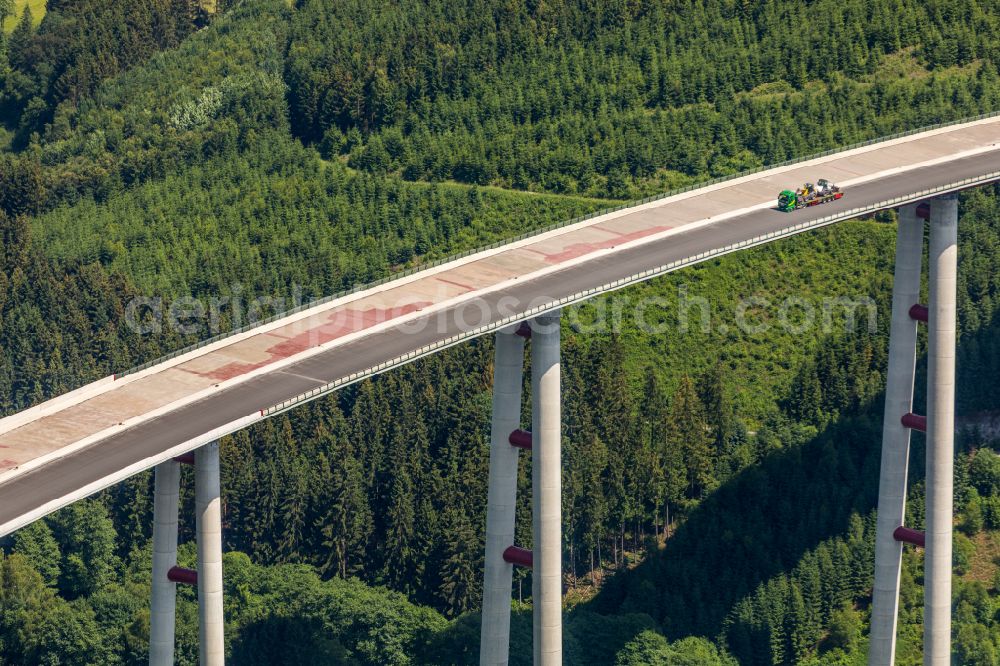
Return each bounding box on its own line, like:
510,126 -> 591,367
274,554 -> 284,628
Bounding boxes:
1,149 -> 998,530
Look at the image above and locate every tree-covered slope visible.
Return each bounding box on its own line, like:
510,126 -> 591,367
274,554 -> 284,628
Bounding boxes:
286,0 -> 1000,197
1,0 -> 1000,664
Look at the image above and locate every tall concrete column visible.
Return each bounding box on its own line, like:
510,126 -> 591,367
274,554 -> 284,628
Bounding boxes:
149,461 -> 181,666
531,311 -> 562,666
480,328 -> 527,666
868,204 -> 924,666
196,441 -> 225,666
925,195 -> 957,666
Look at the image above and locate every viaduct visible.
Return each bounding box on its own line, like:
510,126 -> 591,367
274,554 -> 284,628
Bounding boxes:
1,114 -> 999,665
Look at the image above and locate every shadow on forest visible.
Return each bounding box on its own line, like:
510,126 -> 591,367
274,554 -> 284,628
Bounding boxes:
583,403 -> 884,640
575,304 -> 1000,649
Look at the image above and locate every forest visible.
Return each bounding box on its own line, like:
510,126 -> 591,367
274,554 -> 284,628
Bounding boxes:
0,0 -> 999,664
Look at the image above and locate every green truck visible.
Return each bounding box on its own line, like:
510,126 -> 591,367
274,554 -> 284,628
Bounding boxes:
778,179 -> 843,212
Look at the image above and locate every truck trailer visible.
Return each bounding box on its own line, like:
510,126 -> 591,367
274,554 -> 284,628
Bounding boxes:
778,179 -> 843,212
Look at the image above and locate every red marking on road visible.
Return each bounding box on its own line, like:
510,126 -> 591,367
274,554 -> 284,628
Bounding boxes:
541,225 -> 672,263
436,277 -> 476,292
591,225 -> 631,236
191,303 -> 431,381
0,459 -> 18,470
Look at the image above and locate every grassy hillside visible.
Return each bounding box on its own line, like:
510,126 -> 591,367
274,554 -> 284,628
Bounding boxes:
1,0 -> 45,33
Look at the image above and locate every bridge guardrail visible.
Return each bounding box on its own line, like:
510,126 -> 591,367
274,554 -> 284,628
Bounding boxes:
119,111 -> 1000,378
259,169 -> 1000,418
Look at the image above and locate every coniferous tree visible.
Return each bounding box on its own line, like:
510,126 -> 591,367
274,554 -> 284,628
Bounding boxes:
382,425 -> 418,593
277,458 -> 310,562
436,505 -> 480,616
319,443 -> 373,579
6,6 -> 31,71
666,375 -> 714,501
0,0 -> 12,26
638,366 -> 669,535
699,362 -> 734,455
590,334 -> 635,562
577,433 -> 609,577
12,521 -> 61,588
110,471 -> 153,559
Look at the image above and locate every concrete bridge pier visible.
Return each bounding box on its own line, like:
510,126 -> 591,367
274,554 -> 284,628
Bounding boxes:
148,441 -> 225,666
149,461 -> 181,666
196,441 -> 226,666
924,194 -> 957,666
869,203 -> 924,666
869,195 -> 958,666
480,312 -> 563,666
480,326 -> 527,666
531,311 -> 562,666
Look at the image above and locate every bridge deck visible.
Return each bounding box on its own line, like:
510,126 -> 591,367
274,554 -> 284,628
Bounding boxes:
1,116 -> 999,534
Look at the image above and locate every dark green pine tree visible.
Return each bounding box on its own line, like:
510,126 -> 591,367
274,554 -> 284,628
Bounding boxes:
6,6 -> 32,72
277,456 -> 310,563
786,361 -> 823,426
698,362 -> 733,454
318,441 -> 373,580
766,577 -> 789,666
651,398 -> 685,535
109,470 -> 153,559
220,431 -> 258,554
379,404 -> 430,596
349,379 -> 390,500
0,156 -> 45,219
786,583 -> 810,664
797,556 -> 824,647
0,209 -> 27,271
436,505 -> 480,617
562,335 -> 594,440
577,432 -> 609,577
589,334 -> 635,562
169,0 -> 200,34
638,367 -> 670,535
844,513 -> 872,597
381,465 -> 416,592
666,375 -> 714,501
